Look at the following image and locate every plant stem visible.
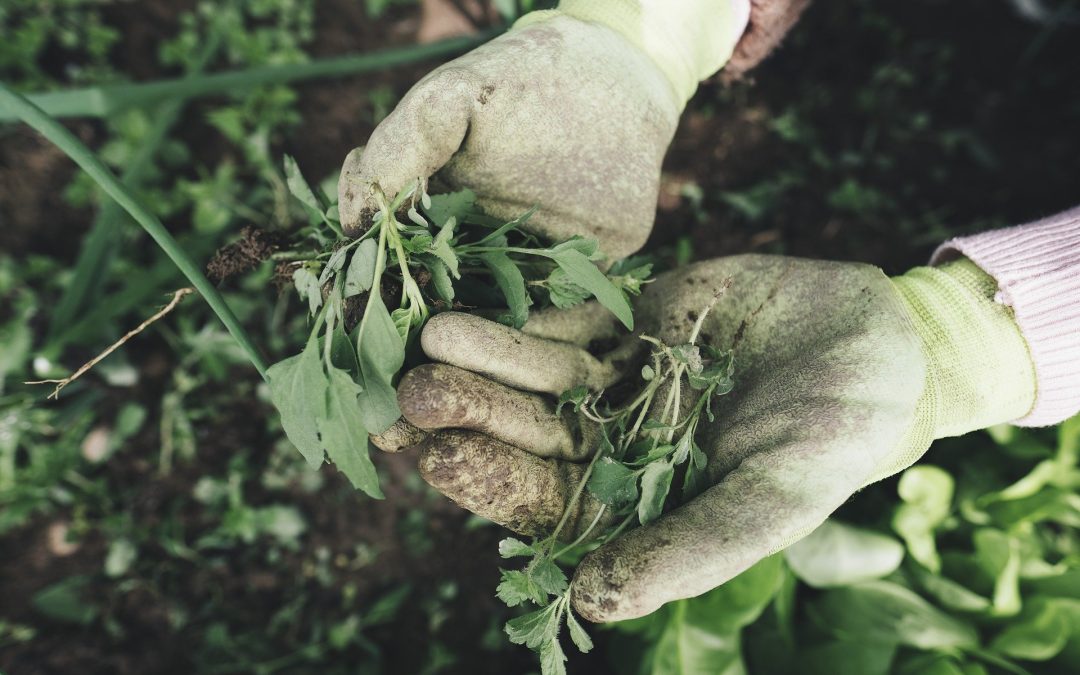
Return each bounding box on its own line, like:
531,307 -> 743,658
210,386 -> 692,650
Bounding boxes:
548,442 -> 607,549
0,83 -> 269,380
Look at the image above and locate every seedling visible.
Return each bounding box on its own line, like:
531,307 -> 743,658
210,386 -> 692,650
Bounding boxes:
495,295 -> 735,674
271,157 -> 652,498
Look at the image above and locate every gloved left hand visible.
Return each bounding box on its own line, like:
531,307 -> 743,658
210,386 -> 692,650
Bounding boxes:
386,254 -> 1036,621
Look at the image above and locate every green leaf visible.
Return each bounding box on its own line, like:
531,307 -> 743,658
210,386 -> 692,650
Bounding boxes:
974,528 -> 1021,616
424,189 -> 475,226
267,334 -> 328,469
551,236 -> 600,260
104,539 -> 137,578
427,259 -> 455,303
685,555 -> 787,634
566,609 -> 593,654
498,537 -> 535,559
356,294 -> 403,433
555,385 -> 589,415
912,568 -> 990,613
649,606 -> 743,675
638,460 -> 674,525
32,576 -> 99,625
497,570 -> 545,607
430,216 -> 460,278
547,248 -> 633,330
480,251 -> 530,329
803,640 -> 896,675
390,307 -> 413,344
329,320 -> 360,377
546,267 -> 591,309
283,155 -> 327,215
531,558 -> 569,597
588,458 -> 640,509
344,238 -> 378,297
784,519 -> 905,588
810,580 -> 978,650
319,245 -> 350,286
540,636 -> 568,675
991,597 -> 1070,661
319,367 -> 383,499
292,266 -> 323,316
893,464 -> 954,572
506,603 -> 560,649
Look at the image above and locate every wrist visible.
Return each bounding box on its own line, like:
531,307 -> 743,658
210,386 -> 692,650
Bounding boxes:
516,1 -> 750,107
891,259 -> 1037,440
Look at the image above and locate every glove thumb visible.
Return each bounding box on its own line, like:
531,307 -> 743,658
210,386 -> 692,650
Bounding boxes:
338,73 -> 473,235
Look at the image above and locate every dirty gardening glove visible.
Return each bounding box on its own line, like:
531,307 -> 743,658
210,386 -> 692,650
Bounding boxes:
393,254 -> 1036,622
337,1 -> 752,259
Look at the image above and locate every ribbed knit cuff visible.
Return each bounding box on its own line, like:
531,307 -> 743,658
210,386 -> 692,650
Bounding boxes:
518,1 -> 749,107
931,206 -> 1080,427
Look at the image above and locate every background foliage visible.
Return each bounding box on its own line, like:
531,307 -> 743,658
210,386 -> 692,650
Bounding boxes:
1,0 -> 1078,673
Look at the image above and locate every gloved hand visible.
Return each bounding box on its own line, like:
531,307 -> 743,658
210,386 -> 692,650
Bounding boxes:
389,254 -> 1036,621
337,1 -> 754,260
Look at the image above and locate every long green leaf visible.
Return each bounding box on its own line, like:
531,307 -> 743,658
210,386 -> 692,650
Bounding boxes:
47,27 -> 224,338
0,83 -> 269,378
546,249 -> 633,330
1,32 -> 498,121
480,251 -> 529,328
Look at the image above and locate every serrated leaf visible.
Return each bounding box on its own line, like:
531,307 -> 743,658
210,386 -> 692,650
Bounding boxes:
267,334 -> 328,469
480,251 -> 530,329
546,267 -> 591,309
531,558 -> 568,597
429,237 -> 460,279
638,460 -> 674,525
546,248 -> 632,330
497,569 -> 544,607
319,367 -> 383,498
565,609 -> 593,653
499,538 -> 535,559
424,189 -> 476,225
344,238 -> 378,297
588,458 -> 639,509
540,636 -> 568,675
506,604 -> 559,648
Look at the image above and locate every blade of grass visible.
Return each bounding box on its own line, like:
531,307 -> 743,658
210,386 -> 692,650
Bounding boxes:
0,83 -> 269,379
47,25 -> 225,339
0,31 -> 498,121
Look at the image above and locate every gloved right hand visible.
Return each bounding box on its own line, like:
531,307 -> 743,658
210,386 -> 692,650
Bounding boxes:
338,1 -> 756,260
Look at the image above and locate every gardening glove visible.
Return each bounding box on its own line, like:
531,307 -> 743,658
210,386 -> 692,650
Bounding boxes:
392,254 -> 1036,621
338,1 -> 755,260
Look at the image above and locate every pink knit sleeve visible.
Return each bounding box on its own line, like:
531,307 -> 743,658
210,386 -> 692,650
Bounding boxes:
931,206 -> 1080,427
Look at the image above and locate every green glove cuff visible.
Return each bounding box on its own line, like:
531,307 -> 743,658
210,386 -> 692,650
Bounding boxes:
872,259 -> 1037,481
515,1 -> 745,107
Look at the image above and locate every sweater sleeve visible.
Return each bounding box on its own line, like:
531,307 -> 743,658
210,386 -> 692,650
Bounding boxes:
931,206 -> 1080,427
